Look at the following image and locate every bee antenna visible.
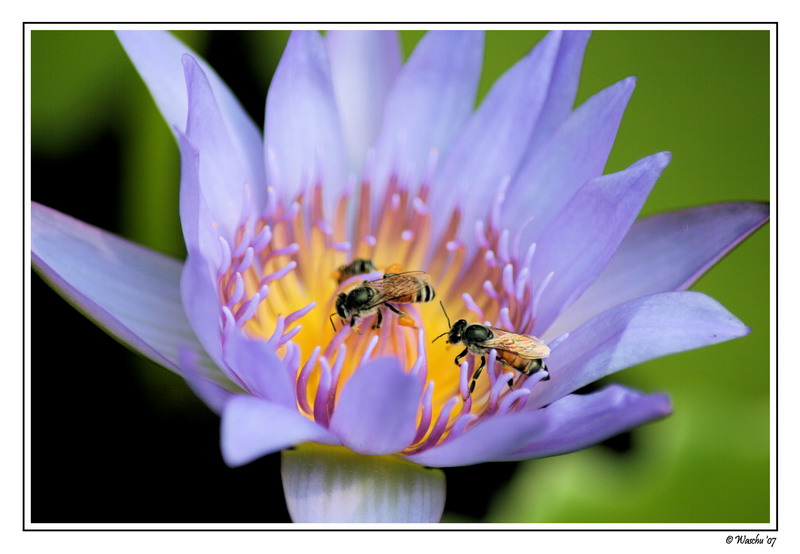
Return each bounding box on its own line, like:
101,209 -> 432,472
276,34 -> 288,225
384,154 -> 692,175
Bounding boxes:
439,300 -> 452,328
431,331 -> 449,343
329,312 -> 338,332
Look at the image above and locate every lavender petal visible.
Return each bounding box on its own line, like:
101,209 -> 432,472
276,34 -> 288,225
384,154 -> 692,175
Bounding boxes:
329,357 -> 424,455
265,31 -> 348,212
326,31 -> 402,171
370,31 -> 484,196
530,152 -> 672,335
220,395 -> 337,467
182,54 -> 248,241
116,31 -> 267,207
404,409 -> 550,467
180,253 -> 226,370
546,202 -> 770,341
175,129 -> 222,270
31,202 -> 214,377
506,76 -> 636,245
429,31 -> 562,237
509,385 -> 672,459
529,291 -> 750,410
524,31 -> 591,155
222,330 -> 296,409
179,348 -> 235,415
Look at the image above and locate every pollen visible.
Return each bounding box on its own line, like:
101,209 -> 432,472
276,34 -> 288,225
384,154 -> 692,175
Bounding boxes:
214,171 -> 551,454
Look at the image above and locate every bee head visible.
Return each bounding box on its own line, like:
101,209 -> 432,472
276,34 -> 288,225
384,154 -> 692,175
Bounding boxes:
463,323 -> 492,345
447,319 -> 469,344
335,292 -> 348,319
353,258 -> 376,274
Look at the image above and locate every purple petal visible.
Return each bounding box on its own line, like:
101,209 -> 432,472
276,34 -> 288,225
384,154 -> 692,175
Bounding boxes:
506,76 -> 636,244
529,291 -> 750,409
176,128 -> 222,269
509,385 -> 672,459
524,31 -> 591,155
406,384 -> 671,467
221,395 -> 337,467
546,202 -> 770,340
265,31 -> 348,210
370,31 -> 484,195
222,330 -> 296,408
404,409 -> 550,467
116,31 -> 267,206
182,54 -> 248,240
326,31 -> 402,170
31,202 -> 213,375
530,152 -> 672,335
179,348 -> 235,415
429,31 -> 562,236
329,358 -> 424,455
180,253 -> 225,370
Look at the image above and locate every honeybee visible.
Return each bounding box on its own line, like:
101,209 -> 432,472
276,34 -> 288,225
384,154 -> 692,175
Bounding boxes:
433,302 -> 550,393
331,270 -> 436,329
333,258 -> 377,284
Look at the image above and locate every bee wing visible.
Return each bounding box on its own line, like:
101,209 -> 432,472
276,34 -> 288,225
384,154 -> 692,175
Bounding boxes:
482,327 -> 551,359
379,270 -> 431,282
365,272 -> 431,307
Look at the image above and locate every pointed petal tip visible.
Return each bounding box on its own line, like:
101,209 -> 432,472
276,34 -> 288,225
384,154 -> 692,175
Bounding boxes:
685,291 -> 752,340
535,29 -> 564,51
181,52 -> 197,67
604,384 -> 673,417
596,75 -> 636,98
603,75 -> 637,100
181,53 -> 204,86
634,150 -> 672,171
712,302 -> 751,339
753,201 -> 771,220
653,392 -> 673,417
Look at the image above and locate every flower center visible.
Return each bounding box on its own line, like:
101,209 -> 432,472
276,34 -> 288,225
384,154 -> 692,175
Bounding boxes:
215,174 -> 551,453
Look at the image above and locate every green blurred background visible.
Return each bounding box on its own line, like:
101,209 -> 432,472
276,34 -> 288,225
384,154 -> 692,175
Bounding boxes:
31,29 -> 771,524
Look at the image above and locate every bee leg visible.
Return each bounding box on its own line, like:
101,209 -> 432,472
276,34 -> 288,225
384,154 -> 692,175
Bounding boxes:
469,356 -> 487,393
454,348 -> 468,368
385,302 -> 417,327
496,357 -> 515,389
384,302 -> 405,316
373,309 -> 383,329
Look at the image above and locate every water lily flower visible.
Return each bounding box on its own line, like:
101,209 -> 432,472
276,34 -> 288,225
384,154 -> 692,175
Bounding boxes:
31,30 -> 769,523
